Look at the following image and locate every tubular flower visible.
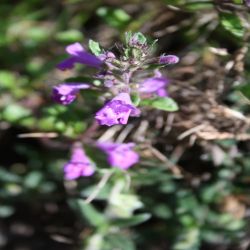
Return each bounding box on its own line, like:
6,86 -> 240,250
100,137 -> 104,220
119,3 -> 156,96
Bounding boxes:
159,55 -> 179,65
139,76 -> 169,97
95,93 -> 140,126
98,142 -> 139,170
52,83 -> 90,105
64,145 -> 95,180
57,42 -> 102,70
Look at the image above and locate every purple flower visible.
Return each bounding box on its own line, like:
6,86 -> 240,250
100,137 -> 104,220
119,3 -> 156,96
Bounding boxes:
159,55 -> 179,65
139,77 -> 169,97
57,43 -> 102,70
95,93 -> 140,126
98,142 -> 139,170
64,145 -> 95,180
98,51 -> 116,62
52,83 -> 90,105
96,70 -> 116,87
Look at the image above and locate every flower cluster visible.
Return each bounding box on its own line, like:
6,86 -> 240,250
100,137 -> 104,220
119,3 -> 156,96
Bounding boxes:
64,142 -> 139,180
53,32 -> 179,180
53,32 -> 179,126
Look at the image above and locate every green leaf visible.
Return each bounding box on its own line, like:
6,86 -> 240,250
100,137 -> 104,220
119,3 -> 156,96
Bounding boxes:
184,2 -> 213,11
238,84 -> 250,99
96,7 -> 131,28
125,31 -> 132,45
173,228 -> 200,250
153,204 -> 172,219
89,39 -> 102,56
0,71 -> 15,88
56,30 -> 84,43
141,97 -> 178,112
112,9 -> 131,23
131,92 -> 141,106
25,26 -> 51,42
220,13 -> 245,38
108,180 -> 143,218
112,213 -> 151,227
69,199 -> 107,227
103,233 -> 135,250
132,32 -> 147,45
23,171 -> 43,189
108,192 -> 143,218
85,233 -> 104,250
2,104 -> 31,122
233,0 -> 243,4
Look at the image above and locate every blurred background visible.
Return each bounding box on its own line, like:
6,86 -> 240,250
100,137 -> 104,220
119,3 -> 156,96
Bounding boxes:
1,0 -> 250,249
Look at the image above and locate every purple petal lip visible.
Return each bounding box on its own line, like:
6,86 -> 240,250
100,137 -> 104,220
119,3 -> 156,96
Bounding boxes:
64,146 -> 95,180
139,77 -> 169,93
159,55 -> 179,65
112,92 -> 132,104
52,82 -> 90,105
64,162 -> 95,180
97,142 -> 139,170
95,93 -> 140,126
66,42 -> 85,56
156,88 -> 168,97
139,76 -> 169,97
57,42 -> 103,70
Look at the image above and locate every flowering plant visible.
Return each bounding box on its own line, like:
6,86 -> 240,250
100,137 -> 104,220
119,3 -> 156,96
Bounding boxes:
2,1 -> 249,249
50,35 -> 179,243
52,32 -> 179,181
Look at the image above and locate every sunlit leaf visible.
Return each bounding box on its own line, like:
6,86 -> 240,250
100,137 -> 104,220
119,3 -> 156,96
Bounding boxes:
89,39 -> 102,56
141,97 -> 178,111
220,13 -> 245,38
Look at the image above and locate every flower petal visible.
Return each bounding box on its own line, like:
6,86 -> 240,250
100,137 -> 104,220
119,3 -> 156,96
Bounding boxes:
52,83 -> 90,105
97,142 -> 139,170
139,77 -> 168,93
57,57 -> 78,71
64,146 -> 95,180
159,55 -> 179,65
66,42 -> 85,56
57,43 -> 103,70
95,93 -> 141,126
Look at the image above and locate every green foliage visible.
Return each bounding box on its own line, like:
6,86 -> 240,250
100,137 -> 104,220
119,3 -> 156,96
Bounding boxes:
184,2 -> 213,11
55,30 -> 84,43
131,92 -> 141,106
112,213 -> 151,227
238,84 -> 250,99
164,0 -> 213,11
89,39 -> 102,56
220,13 -> 245,38
2,104 -> 31,122
173,228 -> 200,250
102,233 -> 136,250
96,7 -> 131,28
70,199 -> 107,228
141,97 -> 179,112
